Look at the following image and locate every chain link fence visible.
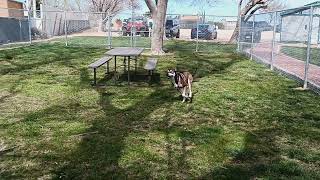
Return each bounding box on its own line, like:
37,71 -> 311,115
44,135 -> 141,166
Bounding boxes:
239,5 -> 320,92
0,7 -> 237,52
0,8 -> 30,47
2,5 -> 320,91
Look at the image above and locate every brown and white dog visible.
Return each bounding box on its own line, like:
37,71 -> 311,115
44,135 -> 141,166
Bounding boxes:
167,69 -> 193,102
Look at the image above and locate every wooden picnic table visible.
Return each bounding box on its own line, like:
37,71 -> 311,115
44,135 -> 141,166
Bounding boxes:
105,47 -> 144,85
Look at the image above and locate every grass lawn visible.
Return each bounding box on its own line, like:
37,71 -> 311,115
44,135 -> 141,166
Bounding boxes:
0,40 -> 320,179
65,36 -> 151,48
281,46 -> 320,66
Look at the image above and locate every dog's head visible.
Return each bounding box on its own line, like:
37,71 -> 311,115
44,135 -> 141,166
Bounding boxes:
167,69 -> 176,78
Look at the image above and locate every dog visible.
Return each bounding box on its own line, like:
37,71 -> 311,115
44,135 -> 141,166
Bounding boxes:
167,69 -> 193,102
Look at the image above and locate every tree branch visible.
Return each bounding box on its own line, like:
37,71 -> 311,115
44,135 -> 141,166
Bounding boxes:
145,0 -> 157,14
244,4 -> 267,22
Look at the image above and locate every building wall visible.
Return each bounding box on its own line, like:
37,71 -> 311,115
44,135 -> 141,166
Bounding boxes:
8,0 -> 23,18
281,15 -> 320,44
30,5 -> 90,37
0,0 -> 23,18
0,0 -> 9,17
223,21 -> 237,30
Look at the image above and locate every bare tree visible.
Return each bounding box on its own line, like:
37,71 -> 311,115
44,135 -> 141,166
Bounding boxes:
229,0 -> 277,43
127,0 -> 141,11
144,0 -> 168,55
260,1 -> 286,25
260,0 -> 286,12
89,0 -> 139,31
90,0 -> 123,15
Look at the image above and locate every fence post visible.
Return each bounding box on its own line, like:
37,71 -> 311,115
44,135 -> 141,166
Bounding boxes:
196,14 -> 199,52
130,9 -> 134,47
107,13 -> 112,49
19,19 -> 22,42
304,6 -> 314,89
27,9 -> 32,44
237,3 -> 242,52
237,16 -> 242,52
250,14 -> 255,60
271,12 -> 277,70
64,11 -> 68,46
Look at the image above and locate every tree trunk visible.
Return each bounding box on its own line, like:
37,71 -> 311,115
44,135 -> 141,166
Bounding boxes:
151,14 -> 165,54
149,0 -> 168,55
229,21 -> 240,43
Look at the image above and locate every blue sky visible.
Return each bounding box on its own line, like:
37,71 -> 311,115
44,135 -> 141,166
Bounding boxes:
137,0 -> 320,16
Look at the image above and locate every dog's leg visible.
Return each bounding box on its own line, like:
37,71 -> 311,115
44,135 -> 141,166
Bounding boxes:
188,80 -> 192,99
171,77 -> 178,88
182,87 -> 187,102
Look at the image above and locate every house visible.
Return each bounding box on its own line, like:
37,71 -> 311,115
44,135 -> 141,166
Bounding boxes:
0,0 -> 24,18
25,0 -> 90,37
180,15 -> 202,29
280,1 -> 320,44
221,17 -> 237,30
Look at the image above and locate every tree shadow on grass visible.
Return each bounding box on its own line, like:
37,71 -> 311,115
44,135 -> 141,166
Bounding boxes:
165,41 -> 245,79
196,89 -> 320,179
0,44 -> 105,75
199,127 -> 320,179
50,43 -> 251,179
53,86 -> 178,179
3,43 -> 319,179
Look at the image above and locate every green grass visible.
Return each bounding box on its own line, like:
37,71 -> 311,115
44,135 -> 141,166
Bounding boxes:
0,40 -> 320,179
281,46 -> 320,66
64,36 -> 151,48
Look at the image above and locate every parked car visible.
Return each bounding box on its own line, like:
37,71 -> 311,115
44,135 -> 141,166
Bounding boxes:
122,17 -> 149,37
240,21 -> 261,43
165,19 -> 180,38
191,24 -> 217,40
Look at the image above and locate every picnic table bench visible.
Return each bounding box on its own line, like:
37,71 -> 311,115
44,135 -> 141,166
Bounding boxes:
144,58 -> 158,76
88,56 -> 113,85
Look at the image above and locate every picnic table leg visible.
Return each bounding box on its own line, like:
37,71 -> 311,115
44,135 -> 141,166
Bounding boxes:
123,57 -> 126,73
93,68 -> 97,85
114,56 -> 117,72
148,70 -> 151,82
106,61 -> 109,74
134,56 -> 137,74
128,56 -> 130,85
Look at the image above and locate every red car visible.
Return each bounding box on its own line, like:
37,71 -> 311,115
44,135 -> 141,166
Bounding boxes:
122,18 -> 149,37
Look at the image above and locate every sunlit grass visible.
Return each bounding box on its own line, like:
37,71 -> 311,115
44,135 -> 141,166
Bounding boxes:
281,46 -> 320,66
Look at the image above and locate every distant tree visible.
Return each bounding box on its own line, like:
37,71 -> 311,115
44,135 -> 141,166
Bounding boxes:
260,1 -> 286,24
89,0 -> 139,31
229,0 -> 286,43
191,0 -> 284,43
261,0 -> 286,12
